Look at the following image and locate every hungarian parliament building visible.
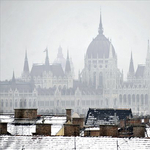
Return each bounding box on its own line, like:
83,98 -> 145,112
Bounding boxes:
0,14 -> 150,116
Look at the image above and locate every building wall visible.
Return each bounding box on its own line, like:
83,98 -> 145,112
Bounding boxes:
133,125 -> 145,137
72,118 -> 84,128
36,124 -> 51,136
84,130 -> 100,137
14,109 -> 37,119
100,125 -> 118,137
0,123 -> 7,134
64,124 -> 80,136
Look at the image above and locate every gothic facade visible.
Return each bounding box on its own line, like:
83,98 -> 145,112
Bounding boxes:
0,13 -> 150,116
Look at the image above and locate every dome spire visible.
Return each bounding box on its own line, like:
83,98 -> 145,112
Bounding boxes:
98,9 -> 103,35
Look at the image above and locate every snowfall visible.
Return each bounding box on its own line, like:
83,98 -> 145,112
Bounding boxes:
0,115 -> 150,150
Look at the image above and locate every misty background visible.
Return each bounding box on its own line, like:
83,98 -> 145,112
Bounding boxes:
0,1 -> 150,81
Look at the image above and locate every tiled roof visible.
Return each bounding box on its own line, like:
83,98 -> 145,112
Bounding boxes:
86,34 -> 115,58
30,64 -> 64,77
0,80 -> 34,92
135,65 -> 145,78
85,108 -> 133,126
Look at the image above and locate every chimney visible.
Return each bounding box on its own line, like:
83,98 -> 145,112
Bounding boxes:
66,109 -> 72,122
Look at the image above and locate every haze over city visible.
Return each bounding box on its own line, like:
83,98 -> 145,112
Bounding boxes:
0,1 -> 150,80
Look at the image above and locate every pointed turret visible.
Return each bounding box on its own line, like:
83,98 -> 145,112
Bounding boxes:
65,50 -> 71,74
127,52 -> 135,80
12,70 -> 16,83
44,47 -> 49,66
98,10 -> 103,35
53,46 -> 66,72
129,52 -> 135,74
57,46 -> 63,58
23,50 -> 29,74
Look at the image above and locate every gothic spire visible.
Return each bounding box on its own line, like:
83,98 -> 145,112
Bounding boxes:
65,50 -> 71,74
98,10 -> 103,35
44,47 -> 49,66
128,52 -> 135,75
23,50 -> 29,73
67,50 -> 69,60
12,70 -> 16,83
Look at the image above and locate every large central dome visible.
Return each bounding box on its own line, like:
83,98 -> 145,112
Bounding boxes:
86,13 -> 115,58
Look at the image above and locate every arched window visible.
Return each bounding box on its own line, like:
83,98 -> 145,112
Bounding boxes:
20,99 -> 23,107
101,100 -> 103,105
93,72 -> 96,87
57,100 -> 59,106
24,99 -> 26,107
132,94 -> 135,105
136,94 -> 139,103
119,95 -> 122,104
145,94 -> 148,105
62,109 -> 65,114
58,85 -> 61,90
15,99 -> 17,107
29,99 -> 31,107
77,100 -> 80,106
99,72 -> 103,87
106,99 -> 109,106
1,99 -> 3,107
10,99 -> 12,107
46,109 -> 49,114
141,94 -> 144,101
123,94 -> 126,104
114,99 -> 117,106
33,99 -> 36,107
6,99 -> 8,107
128,94 -> 131,105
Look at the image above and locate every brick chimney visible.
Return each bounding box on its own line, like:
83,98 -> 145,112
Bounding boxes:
66,109 -> 71,122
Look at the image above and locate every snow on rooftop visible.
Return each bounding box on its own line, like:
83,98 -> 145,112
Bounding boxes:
85,127 -> 100,131
72,112 -> 80,118
1,115 -> 66,136
0,136 -> 150,150
0,115 -> 14,123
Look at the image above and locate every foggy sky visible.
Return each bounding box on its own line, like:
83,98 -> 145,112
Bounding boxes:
0,1 -> 150,81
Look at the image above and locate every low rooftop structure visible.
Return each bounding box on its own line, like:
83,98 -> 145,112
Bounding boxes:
85,108 -> 133,126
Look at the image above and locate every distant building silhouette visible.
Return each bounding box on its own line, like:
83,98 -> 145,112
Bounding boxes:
0,12 -> 149,116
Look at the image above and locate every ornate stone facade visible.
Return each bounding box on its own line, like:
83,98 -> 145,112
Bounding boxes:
0,12 -> 150,116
